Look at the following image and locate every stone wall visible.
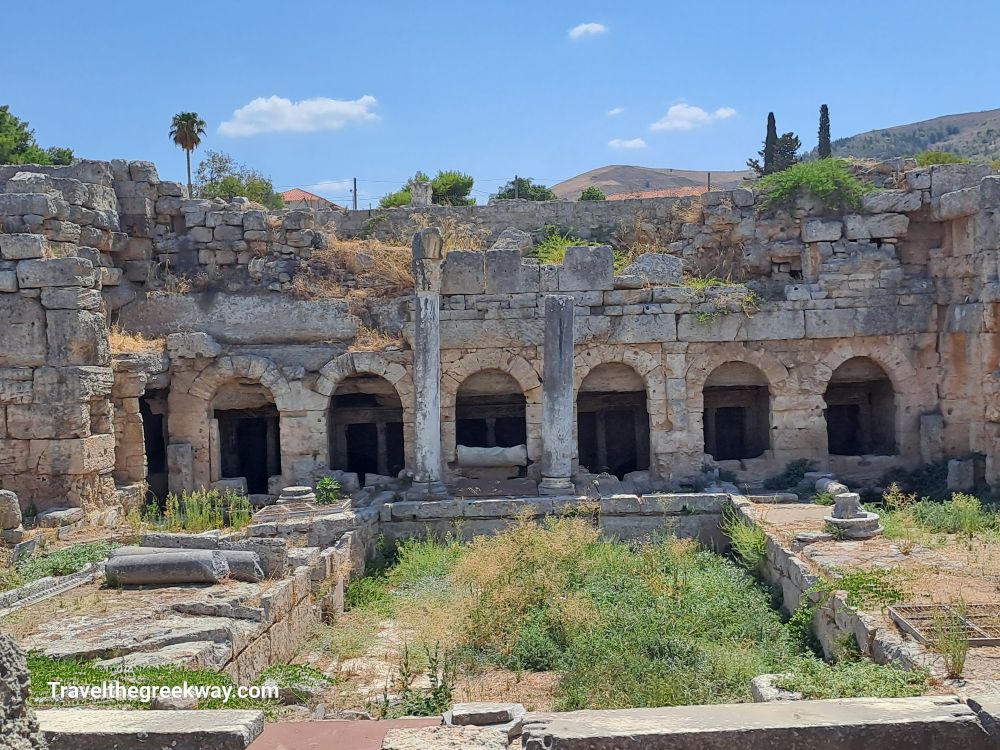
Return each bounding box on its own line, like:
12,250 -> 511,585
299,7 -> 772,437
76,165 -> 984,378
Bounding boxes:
0,633 -> 47,749
2,157 -> 1000,514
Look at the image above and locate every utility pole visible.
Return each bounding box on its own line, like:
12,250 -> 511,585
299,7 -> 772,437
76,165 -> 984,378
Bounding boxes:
352,177 -> 358,211
514,174 -> 519,200
707,172 -> 712,192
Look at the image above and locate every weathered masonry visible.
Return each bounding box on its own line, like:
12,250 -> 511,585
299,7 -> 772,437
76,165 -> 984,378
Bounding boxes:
1,158 -> 999,517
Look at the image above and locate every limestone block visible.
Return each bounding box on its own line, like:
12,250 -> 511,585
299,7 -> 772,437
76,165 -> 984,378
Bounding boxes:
0,270 -> 16,292
491,227 -> 533,254
128,161 -> 160,183
743,310 -> 804,340
620,253 -> 682,285
919,413 -> 945,465
441,250 -> 485,294
44,220 -> 81,243
16,257 -> 97,288
33,367 -> 113,402
731,188 -> 754,207
801,220 -> 842,243
981,175 -> 1000,207
105,550 -> 230,586
0,295 -> 46,366
805,309 -> 856,338
0,368 -> 33,403
0,234 -> 49,260
0,192 -> 59,218
933,187 -> 980,220
0,489 -> 22,530
861,190 -> 922,213
28,433 -> 115,474
167,443 -> 194,495
283,211 -> 314,230
610,313 -> 677,343
7,402 -> 90,439
40,287 -> 102,310
242,211 -> 267,231
165,331 -> 221,359
484,248 -> 522,293
456,444 -> 527,467
189,226 -> 213,243
930,162 -> 991,197
214,224 -> 243,242
558,246 -> 614,291
843,213 -> 909,240
676,313 -> 743,342
46,310 -> 109,366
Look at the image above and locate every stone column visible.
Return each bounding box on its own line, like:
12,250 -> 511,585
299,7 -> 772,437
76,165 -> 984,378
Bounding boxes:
540,294 -> 575,494
408,228 -> 449,499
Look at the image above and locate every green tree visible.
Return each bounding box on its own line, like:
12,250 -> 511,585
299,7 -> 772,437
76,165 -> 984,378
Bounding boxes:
579,186 -> 606,201
774,132 -> 802,172
170,112 -> 207,196
747,112 -> 779,176
0,106 -> 73,165
431,170 -> 475,205
494,177 -> 557,201
194,150 -> 284,209
818,104 -> 831,159
379,188 -> 412,208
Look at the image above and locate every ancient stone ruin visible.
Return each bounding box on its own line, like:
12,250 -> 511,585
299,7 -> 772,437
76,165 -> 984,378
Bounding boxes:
4,156 -> 1000,747
0,158 -> 996,518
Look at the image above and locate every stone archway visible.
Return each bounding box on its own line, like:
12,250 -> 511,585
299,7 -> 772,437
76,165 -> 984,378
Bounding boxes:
702,361 -> 771,461
576,362 -> 650,477
824,357 -> 896,456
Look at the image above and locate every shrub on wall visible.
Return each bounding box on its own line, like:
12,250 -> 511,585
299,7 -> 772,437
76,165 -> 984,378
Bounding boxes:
914,150 -> 970,166
579,186 -> 606,201
756,158 -> 873,213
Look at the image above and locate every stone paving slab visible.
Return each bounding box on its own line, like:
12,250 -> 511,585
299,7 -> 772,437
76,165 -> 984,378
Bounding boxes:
520,696 -> 994,749
39,709 -> 264,750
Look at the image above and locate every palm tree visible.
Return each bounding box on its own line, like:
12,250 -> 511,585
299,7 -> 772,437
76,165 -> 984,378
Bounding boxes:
169,112 -> 206,196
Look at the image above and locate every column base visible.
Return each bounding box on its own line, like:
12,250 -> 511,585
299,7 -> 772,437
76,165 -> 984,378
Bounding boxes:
404,480 -> 451,501
539,476 -> 574,495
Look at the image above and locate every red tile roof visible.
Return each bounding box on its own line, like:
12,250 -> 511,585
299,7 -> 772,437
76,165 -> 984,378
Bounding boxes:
281,188 -> 342,208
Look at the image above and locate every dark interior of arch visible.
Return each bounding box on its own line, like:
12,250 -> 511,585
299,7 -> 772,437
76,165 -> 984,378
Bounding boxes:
455,370 -> 527,451
140,388 -> 169,501
577,364 -> 650,478
824,357 -> 896,456
329,374 -> 405,484
213,381 -> 281,494
703,363 -> 770,461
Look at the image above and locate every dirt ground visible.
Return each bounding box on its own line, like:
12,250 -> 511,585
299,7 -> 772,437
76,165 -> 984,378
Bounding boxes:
748,501 -> 1000,693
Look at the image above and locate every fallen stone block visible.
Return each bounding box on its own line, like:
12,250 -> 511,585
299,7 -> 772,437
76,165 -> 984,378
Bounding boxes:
520,696 -> 991,749
38,709 -> 264,750
220,550 -> 264,582
105,550 -> 229,586
448,701 -> 526,726
35,507 -> 84,528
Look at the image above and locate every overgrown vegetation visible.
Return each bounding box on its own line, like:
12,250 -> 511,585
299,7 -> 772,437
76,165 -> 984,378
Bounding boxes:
879,461 -> 950,501
0,541 -> 118,592
493,176 -> 557,201
579,186 -> 606,201
756,158 -> 874,213
678,276 -> 761,324
195,150 -> 284,209
291,236 -> 414,301
380,170 -> 476,208
721,507 -> 768,574
315,477 -> 342,505
914,150 -> 970,166
776,656 -> 927,698
140,489 -> 252,532
342,519 -> 926,712
529,225 -> 586,264
930,601 -> 970,679
880,485 -> 1000,544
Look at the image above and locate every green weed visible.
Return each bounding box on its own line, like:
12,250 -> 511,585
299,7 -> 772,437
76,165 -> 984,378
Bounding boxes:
757,158 -> 875,213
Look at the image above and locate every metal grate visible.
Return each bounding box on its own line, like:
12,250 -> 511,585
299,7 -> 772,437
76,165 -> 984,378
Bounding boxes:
889,603 -> 1000,647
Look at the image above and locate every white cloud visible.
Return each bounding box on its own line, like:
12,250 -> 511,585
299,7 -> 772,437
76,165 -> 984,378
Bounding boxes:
607,106 -> 625,117
219,95 -> 378,137
568,22 -> 607,40
649,103 -> 736,132
306,179 -> 353,198
608,137 -> 647,150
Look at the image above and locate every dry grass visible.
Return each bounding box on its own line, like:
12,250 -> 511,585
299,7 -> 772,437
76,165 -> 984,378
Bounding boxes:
293,236 -> 414,301
671,197 -> 705,224
410,215 -> 490,251
108,324 -> 166,354
349,323 -> 403,352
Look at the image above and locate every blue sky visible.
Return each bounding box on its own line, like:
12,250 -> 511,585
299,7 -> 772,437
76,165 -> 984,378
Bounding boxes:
9,1 -> 999,205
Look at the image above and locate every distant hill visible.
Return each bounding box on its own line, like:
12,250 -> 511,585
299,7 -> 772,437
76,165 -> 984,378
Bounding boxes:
825,108 -> 1000,161
552,165 -> 751,200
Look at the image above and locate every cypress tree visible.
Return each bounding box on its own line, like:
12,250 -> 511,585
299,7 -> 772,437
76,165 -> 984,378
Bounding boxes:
818,104 -> 831,159
763,112 -> 778,174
